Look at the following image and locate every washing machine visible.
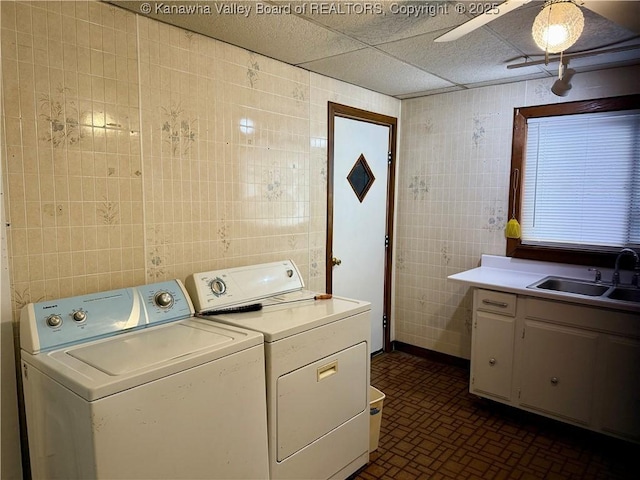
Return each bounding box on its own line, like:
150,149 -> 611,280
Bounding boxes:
19,280 -> 269,480
185,260 -> 371,480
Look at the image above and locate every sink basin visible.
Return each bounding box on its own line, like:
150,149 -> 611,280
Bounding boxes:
606,287 -> 640,303
529,277 -> 610,297
529,275 -> 640,305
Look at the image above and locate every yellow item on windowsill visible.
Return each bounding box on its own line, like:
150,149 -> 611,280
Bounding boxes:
505,168 -> 521,239
506,218 -> 521,239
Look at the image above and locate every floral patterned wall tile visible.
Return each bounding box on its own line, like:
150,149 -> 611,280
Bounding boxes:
2,1 -> 144,314
395,68 -> 640,359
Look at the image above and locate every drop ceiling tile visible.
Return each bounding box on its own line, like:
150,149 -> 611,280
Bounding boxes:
582,0 -> 640,34
297,1 -> 465,44
572,7 -> 640,50
113,0 -> 366,64
299,47 -> 455,96
379,28 -> 540,84
196,15 -> 365,64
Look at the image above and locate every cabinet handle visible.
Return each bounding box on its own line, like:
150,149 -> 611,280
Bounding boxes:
482,299 -> 509,308
489,357 -> 496,366
550,377 -> 559,386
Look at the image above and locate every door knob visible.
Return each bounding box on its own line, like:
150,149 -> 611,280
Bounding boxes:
332,257 -> 342,266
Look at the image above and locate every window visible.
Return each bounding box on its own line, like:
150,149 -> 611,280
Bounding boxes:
508,95 -> 640,268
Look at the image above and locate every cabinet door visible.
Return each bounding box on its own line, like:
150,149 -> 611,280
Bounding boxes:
520,320 -> 598,424
599,335 -> 640,440
471,311 -> 515,400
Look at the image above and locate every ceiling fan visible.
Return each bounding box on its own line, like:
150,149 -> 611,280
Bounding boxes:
434,0 -> 532,43
434,0 -> 640,44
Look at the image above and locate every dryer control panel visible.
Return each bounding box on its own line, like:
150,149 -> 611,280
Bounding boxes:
185,260 -> 304,312
20,280 -> 194,354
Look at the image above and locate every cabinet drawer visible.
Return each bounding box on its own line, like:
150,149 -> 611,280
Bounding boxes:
475,289 -> 516,317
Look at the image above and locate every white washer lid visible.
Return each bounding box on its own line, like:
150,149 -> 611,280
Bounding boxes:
22,319 -> 264,401
68,322 -> 231,375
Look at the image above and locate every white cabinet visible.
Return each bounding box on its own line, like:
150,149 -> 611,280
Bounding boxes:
471,290 -> 516,400
520,320 -> 597,424
598,335 -> 640,440
470,289 -> 640,442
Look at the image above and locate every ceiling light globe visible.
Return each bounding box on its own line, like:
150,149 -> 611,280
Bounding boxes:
545,24 -> 569,46
532,1 -> 584,53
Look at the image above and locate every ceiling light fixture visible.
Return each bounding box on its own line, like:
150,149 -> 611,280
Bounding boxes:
551,57 -> 576,96
532,0 -> 584,55
506,44 -> 640,69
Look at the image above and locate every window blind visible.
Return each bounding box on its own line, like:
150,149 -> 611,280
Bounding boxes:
522,110 -> 640,248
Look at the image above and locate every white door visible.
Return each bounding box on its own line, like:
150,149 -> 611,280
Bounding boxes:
331,115 -> 390,353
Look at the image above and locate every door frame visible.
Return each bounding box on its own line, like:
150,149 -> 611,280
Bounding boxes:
326,102 -> 397,353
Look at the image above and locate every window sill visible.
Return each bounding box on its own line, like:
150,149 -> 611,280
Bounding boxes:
507,240 -> 636,269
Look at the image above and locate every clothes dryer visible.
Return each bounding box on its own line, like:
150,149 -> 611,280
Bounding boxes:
186,260 -> 371,480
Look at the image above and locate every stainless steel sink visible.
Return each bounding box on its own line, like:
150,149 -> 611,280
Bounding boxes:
606,287 -> 640,303
528,275 -> 640,305
529,277 -> 610,296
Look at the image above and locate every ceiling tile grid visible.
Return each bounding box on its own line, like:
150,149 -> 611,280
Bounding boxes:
110,1 -> 640,98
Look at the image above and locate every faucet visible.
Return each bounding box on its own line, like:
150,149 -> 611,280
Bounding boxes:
588,268 -> 602,282
612,248 -> 640,286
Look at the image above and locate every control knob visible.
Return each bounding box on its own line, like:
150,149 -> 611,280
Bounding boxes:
154,291 -> 174,309
46,315 -> 62,328
72,310 -> 87,323
210,278 -> 226,296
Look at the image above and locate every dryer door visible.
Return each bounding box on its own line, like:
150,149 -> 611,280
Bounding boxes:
276,342 -> 367,460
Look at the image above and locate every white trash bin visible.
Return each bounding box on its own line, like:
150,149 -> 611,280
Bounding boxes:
369,386 -> 385,452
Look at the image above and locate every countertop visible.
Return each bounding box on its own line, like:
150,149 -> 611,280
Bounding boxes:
448,255 -> 640,314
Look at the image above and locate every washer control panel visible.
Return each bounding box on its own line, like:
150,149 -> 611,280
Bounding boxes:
185,260 -> 304,313
20,280 -> 194,354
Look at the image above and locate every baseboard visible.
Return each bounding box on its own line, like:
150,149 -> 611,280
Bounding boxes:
392,341 -> 470,369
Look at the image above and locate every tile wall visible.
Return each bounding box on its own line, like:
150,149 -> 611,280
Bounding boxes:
2,1 -> 146,307
1,4 -> 400,475
0,0 -> 400,321
395,65 -> 640,358
2,0 -> 638,368
2,1 -> 639,475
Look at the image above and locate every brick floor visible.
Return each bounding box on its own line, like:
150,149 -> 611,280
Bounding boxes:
351,351 -> 639,480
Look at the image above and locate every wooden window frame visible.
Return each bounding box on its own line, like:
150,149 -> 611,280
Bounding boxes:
507,94 -> 640,268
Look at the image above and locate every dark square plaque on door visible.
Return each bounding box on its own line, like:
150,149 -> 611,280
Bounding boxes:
347,153 -> 375,203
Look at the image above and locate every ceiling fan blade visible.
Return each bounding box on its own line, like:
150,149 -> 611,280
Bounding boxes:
582,0 -> 640,34
434,0 -> 531,42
